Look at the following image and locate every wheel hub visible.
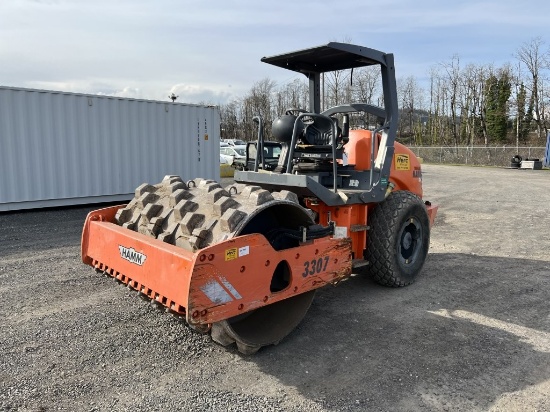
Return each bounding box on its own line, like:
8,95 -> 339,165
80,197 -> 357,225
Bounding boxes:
402,232 -> 413,249
399,218 -> 422,264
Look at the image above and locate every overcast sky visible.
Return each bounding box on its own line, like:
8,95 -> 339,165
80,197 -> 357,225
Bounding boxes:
0,0 -> 548,105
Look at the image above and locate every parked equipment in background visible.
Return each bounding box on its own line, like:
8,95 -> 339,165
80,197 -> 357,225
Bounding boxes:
222,139 -> 247,146
510,155 -> 522,168
232,141 -> 282,171
520,158 -> 543,170
220,145 -> 246,166
511,154 -> 544,170
82,43 -> 438,355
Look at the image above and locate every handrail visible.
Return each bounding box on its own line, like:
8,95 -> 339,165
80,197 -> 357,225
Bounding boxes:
369,124 -> 389,188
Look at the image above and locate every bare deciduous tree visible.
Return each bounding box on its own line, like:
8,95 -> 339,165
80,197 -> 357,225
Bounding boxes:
515,36 -> 550,138
218,37 -> 549,146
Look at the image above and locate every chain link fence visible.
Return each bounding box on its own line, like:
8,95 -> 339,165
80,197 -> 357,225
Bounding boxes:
408,146 -> 546,167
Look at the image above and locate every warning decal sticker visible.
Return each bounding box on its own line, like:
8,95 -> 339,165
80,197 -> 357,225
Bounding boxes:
225,248 -> 238,261
395,154 -> 410,171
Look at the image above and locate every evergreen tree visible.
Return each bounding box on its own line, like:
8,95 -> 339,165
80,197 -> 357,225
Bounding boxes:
484,72 -> 512,142
516,82 -> 533,141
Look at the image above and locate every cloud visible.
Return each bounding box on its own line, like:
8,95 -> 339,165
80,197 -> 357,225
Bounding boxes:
0,0 -> 548,105
168,84 -> 233,105
98,87 -> 143,99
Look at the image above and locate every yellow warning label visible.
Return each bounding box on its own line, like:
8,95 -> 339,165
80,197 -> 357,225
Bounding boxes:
395,154 -> 410,171
225,248 -> 238,261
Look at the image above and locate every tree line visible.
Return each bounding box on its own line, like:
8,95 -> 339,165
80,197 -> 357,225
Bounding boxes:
219,37 -> 549,147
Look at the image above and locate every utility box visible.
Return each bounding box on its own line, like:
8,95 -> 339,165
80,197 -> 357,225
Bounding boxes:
0,86 -> 221,211
520,160 -> 543,170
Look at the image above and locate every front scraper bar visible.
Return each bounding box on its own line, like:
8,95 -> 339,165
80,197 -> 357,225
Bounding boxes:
81,205 -> 352,328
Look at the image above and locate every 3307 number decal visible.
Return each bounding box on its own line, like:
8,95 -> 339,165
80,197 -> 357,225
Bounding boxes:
302,256 -> 330,277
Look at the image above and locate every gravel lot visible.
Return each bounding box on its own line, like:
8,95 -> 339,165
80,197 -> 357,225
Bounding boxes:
1,164 -> 549,411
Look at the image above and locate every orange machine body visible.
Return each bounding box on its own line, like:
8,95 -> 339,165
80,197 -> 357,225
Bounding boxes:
81,206 -> 353,327
347,129 -> 424,196
81,131 -> 436,326
305,129 -> 437,260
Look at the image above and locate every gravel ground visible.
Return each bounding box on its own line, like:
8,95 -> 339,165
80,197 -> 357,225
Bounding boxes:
1,164 -> 549,412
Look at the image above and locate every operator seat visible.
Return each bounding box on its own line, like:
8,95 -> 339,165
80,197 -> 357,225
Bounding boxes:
271,113 -> 343,173
293,116 -> 336,172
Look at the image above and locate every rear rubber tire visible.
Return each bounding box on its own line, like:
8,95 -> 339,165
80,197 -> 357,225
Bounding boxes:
366,191 -> 430,287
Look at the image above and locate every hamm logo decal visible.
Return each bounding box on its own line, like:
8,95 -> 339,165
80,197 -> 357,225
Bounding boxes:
119,246 -> 147,266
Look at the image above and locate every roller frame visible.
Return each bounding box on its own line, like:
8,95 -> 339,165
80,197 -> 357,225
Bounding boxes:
82,205 -> 352,328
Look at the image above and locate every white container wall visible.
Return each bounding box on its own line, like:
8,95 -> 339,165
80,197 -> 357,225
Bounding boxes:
0,86 -> 220,211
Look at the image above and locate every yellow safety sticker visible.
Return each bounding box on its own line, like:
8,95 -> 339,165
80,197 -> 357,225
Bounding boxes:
395,154 -> 410,171
225,248 -> 238,261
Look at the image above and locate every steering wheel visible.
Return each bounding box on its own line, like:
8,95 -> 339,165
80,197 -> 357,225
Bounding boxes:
284,108 -> 315,126
284,108 -> 308,116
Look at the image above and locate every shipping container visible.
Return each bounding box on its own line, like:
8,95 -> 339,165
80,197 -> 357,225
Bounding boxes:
0,86 -> 221,211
